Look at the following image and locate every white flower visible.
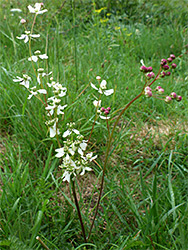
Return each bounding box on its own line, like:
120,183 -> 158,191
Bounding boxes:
17,31 -> 40,43
28,87 -> 37,99
80,166 -> 92,176
13,74 -> 31,88
28,51 -> 48,62
99,115 -> 110,120
62,170 -> 71,182
93,100 -> 101,108
91,79 -> 114,96
28,3 -> 48,15
55,147 -> 65,158
63,128 -> 80,138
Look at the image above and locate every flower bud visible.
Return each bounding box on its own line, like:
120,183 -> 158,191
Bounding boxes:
161,59 -> 167,66
156,86 -> 162,91
165,96 -> 172,103
170,54 -> 176,60
166,72 -> 171,76
147,66 -> 153,72
170,92 -> 177,99
171,63 -> 177,69
104,109 -> 109,115
158,88 -> 164,94
107,107 -> 111,111
176,95 -> 182,102
145,90 -> 152,97
163,64 -> 169,70
101,107 -> 105,112
96,76 -> 101,80
161,71 -> 166,78
20,18 -> 26,24
140,65 -> 148,72
167,57 -> 173,62
147,72 -> 155,79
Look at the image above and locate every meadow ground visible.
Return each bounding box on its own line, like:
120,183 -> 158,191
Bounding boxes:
0,0 -> 188,249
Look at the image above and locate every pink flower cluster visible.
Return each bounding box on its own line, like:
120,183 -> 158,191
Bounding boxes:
160,54 -> 177,78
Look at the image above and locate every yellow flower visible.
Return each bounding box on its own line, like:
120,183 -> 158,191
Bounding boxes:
95,7 -> 107,14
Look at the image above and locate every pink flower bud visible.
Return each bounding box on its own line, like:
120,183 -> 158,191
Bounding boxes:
158,88 -> 164,94
161,71 -> 166,78
167,57 -> 173,62
161,59 -> 167,66
170,92 -> 177,99
156,86 -> 162,91
104,109 -> 109,115
147,72 -> 155,79
20,18 -> 26,24
147,66 -> 153,72
101,107 -> 105,112
107,107 -> 111,111
145,86 -> 152,91
140,65 -> 148,72
170,54 -> 176,60
145,90 -> 152,97
165,96 -> 172,103
176,95 -> 182,102
163,64 -> 169,70
166,72 -> 171,76
171,63 -> 177,69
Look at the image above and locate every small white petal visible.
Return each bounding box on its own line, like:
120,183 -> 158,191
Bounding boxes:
38,89 -> 47,94
28,55 -> 38,62
31,34 -> 40,38
55,148 -> 65,158
104,89 -> 114,96
63,130 -> 71,138
39,54 -> 48,59
73,129 -> 80,135
91,83 -> 98,90
93,100 -> 101,108
100,80 -> 107,89
24,36 -> 29,43
78,148 -> 84,156
99,115 -> 110,120
80,142 -> 87,151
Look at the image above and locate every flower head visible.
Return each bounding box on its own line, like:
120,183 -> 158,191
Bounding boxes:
28,3 -> 47,15
91,77 -> 114,96
17,31 -> 40,43
13,74 -> 31,88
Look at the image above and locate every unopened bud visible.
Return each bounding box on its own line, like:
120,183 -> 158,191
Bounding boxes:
170,92 -> 177,99
161,59 -> 167,66
165,96 -> 172,103
163,64 -> 169,70
176,95 -> 182,102
170,54 -> 176,60
171,63 -> 177,69
20,18 -> 26,24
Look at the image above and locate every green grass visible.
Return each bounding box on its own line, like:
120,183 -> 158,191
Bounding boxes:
0,0 -> 188,249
